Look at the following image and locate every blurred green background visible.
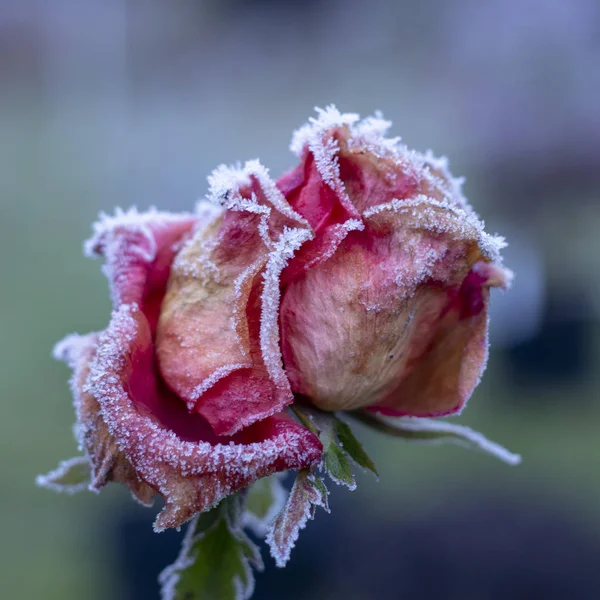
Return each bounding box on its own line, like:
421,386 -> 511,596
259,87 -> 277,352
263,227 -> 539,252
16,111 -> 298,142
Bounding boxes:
2,1 -> 600,598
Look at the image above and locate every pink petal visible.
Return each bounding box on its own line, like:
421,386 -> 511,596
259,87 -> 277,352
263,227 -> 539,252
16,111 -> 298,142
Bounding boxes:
157,163 -> 313,436
85,207 -> 197,332
280,196 -> 509,415
86,303 -> 322,531
53,333 -> 155,506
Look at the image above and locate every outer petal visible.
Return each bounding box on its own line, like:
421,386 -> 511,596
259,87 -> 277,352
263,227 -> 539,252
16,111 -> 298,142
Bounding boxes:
87,303 -> 322,531
370,261 -> 509,416
287,106 -> 475,215
280,196 -> 510,415
85,207 -> 198,331
157,162 -> 313,436
53,333 -> 155,505
51,206 -> 202,505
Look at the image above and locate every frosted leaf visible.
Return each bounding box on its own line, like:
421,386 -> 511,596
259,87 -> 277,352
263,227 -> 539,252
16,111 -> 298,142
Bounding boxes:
323,444 -> 356,490
36,456 -> 91,494
355,412 -> 521,465
242,474 -> 287,537
332,417 -> 379,477
292,406 -> 378,490
159,496 -> 263,600
266,469 -> 329,568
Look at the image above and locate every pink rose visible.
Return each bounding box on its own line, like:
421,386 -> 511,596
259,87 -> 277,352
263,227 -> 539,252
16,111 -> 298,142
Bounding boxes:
47,107 -> 509,532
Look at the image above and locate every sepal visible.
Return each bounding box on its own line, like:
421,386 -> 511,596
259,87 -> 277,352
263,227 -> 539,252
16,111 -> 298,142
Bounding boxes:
35,456 -> 91,494
265,469 -> 329,568
159,496 -> 263,600
353,411 -> 521,465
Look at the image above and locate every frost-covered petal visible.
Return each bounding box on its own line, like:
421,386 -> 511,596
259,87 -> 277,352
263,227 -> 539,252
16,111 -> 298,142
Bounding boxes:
369,260 -> 510,416
280,196 -> 509,415
53,332 -> 155,505
157,163 -> 313,436
289,106 -> 475,216
85,207 -> 198,330
88,303 -> 322,531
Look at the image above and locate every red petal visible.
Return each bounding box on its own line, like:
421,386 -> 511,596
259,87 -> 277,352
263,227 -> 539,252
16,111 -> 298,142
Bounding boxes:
157,164 -> 312,435
280,195 -> 509,415
53,333 -> 155,506
85,208 -> 197,332
370,261 -> 510,417
87,304 -> 322,531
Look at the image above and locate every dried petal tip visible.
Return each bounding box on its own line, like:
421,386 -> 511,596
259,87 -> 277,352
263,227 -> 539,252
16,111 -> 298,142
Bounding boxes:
473,260 -> 513,290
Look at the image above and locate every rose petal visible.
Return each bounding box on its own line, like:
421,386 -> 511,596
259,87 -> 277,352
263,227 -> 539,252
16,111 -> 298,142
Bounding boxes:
369,261 -> 510,416
280,196 -> 509,415
86,303 -> 322,531
157,163 -> 312,436
53,333 -> 155,506
85,207 -> 198,332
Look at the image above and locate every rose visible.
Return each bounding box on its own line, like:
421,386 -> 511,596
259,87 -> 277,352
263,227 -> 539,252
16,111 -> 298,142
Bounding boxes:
49,107 -> 509,532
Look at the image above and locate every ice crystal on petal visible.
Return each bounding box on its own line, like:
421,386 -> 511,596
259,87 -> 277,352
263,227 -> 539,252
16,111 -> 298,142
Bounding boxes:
363,195 -> 506,263
83,207 -> 196,308
260,226 -> 313,390
52,332 -> 100,451
243,160 -> 309,226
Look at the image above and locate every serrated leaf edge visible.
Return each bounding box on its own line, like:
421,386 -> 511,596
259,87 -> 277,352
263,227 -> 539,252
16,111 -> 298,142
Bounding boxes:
159,501 -> 263,600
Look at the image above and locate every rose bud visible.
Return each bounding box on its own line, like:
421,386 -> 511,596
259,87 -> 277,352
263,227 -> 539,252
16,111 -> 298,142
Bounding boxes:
43,106 -> 509,535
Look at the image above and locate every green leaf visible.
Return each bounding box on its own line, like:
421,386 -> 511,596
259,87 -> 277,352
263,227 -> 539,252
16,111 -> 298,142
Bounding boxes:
290,405 -> 378,487
324,443 -> 356,490
333,417 -> 379,477
266,469 -> 329,568
35,456 -> 91,494
242,475 -> 286,537
160,497 -> 263,600
352,412 -> 521,465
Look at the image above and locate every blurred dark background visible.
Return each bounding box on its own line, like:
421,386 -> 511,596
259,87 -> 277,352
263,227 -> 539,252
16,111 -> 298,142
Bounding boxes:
2,0 -> 600,598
